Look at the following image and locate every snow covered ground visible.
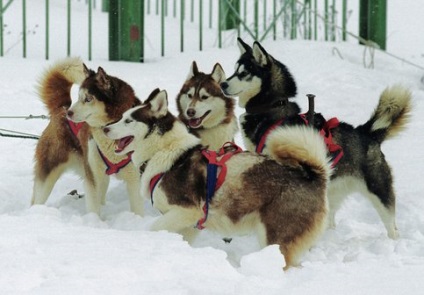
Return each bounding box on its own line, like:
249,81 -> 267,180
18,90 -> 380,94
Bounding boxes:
0,1 -> 424,294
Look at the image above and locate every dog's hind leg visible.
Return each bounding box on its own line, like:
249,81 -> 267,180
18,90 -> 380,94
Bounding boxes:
31,164 -> 68,205
363,148 -> 398,239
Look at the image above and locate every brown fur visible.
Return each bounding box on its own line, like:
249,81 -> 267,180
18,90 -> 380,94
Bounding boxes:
103,90 -> 332,269
32,58 -> 143,216
176,62 -> 238,150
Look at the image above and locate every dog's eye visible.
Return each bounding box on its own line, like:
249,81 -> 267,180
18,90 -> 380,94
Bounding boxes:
201,95 -> 209,100
124,119 -> 133,124
187,93 -> 193,99
84,96 -> 92,103
238,71 -> 248,78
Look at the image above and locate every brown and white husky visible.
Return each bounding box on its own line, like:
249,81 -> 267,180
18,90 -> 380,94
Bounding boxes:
103,88 -> 332,269
31,57 -> 143,216
176,61 -> 238,150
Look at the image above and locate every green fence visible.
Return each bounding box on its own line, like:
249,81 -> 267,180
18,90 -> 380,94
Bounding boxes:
0,0 -> 387,61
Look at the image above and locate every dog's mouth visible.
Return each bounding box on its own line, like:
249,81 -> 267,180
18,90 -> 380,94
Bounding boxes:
115,136 -> 134,153
188,111 -> 211,129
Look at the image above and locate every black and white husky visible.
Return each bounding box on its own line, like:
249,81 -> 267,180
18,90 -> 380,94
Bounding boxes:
103,88 -> 332,269
221,38 -> 412,239
176,61 -> 238,150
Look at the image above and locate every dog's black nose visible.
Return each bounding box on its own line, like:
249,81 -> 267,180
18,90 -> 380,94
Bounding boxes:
103,127 -> 110,134
187,108 -> 196,117
220,82 -> 228,90
67,110 -> 74,118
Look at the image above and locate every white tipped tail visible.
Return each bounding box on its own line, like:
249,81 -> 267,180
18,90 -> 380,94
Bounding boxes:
266,125 -> 332,181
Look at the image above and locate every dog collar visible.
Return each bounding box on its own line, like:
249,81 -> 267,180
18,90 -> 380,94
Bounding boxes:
245,98 -> 288,114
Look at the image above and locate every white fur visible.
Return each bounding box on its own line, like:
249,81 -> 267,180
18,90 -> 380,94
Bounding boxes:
327,176 -> 398,239
224,63 -> 262,108
371,85 -> 411,132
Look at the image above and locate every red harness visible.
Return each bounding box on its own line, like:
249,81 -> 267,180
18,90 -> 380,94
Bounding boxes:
255,114 -> 344,167
67,119 -> 132,175
148,143 -> 243,229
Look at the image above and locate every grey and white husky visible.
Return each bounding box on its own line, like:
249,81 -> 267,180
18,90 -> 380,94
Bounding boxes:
103,88 -> 332,269
221,38 -> 412,239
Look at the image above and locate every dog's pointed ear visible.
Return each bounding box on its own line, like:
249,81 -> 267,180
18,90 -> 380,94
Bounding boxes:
237,37 -> 252,55
149,89 -> 168,117
186,61 -> 199,80
211,63 -> 226,83
252,41 -> 269,66
96,67 -> 111,89
83,63 -> 92,77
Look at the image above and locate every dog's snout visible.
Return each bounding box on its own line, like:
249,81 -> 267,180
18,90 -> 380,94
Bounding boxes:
67,110 -> 74,118
220,82 -> 228,90
187,108 -> 196,118
103,127 -> 110,134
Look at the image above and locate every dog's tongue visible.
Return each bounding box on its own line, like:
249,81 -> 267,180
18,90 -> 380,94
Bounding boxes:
115,136 -> 133,153
189,118 -> 202,128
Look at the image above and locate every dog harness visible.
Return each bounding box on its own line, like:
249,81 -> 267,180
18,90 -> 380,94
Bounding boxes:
255,114 -> 344,167
148,142 -> 243,229
67,119 -> 132,175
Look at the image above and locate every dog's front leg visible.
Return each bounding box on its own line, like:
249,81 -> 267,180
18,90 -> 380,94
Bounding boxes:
151,207 -> 202,241
125,168 -> 144,216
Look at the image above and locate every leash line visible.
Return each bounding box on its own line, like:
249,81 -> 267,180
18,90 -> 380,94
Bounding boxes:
0,114 -> 49,120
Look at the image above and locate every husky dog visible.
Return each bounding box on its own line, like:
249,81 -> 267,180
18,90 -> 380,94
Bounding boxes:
176,61 -> 238,150
221,38 -> 412,239
31,57 -> 143,216
103,88 -> 332,269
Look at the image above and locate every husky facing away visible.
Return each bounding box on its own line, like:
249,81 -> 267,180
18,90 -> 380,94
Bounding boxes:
31,57 -> 143,216
176,61 -> 238,150
103,88 -> 332,269
221,38 -> 412,239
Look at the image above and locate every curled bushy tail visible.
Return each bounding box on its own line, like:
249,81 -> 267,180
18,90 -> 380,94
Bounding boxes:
266,125 -> 332,181
37,57 -> 86,116
362,85 -> 412,143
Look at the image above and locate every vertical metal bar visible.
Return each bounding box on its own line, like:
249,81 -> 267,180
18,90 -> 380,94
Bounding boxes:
161,0 -> 165,56
209,0 -> 212,29
254,0 -> 258,40
369,0 -> 387,50
263,0 -> 266,32
156,0 -> 159,15
45,0 -> 49,59
290,0 -> 296,39
342,0 -> 347,41
243,0 -> 246,31
190,0 -> 193,22
173,0 -> 176,17
147,0 -> 150,14
88,0 -> 92,60
272,0 -> 276,40
0,0 -> 3,57
314,0 -> 317,40
180,0 -> 184,52
324,0 -> 328,41
141,0 -> 145,62
331,0 -> 335,41
218,0 -> 221,48
308,0 -> 311,39
199,0 -> 202,51
67,0 -> 71,56
22,0 -> 26,58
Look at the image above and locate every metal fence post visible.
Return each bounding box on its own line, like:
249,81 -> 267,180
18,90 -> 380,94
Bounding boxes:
45,0 -> 49,59
22,0 -> 26,58
0,0 -> 3,57
199,0 -> 202,51
67,0 -> 71,56
359,0 -> 386,50
180,0 -> 184,52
